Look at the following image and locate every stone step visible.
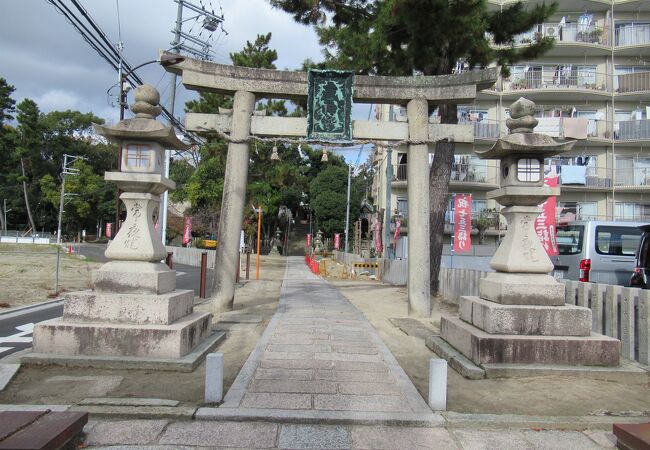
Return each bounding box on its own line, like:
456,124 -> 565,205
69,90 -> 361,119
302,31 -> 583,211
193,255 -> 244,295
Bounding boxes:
32,311 -> 212,359
63,289 -> 194,325
459,296 -> 592,336
441,316 -> 620,366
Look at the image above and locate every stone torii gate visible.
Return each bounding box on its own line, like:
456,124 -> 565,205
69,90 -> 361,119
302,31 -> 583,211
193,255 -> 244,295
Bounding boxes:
161,52 -> 498,317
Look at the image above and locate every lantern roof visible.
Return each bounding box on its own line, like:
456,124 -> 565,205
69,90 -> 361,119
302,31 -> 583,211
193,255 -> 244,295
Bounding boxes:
93,84 -> 189,151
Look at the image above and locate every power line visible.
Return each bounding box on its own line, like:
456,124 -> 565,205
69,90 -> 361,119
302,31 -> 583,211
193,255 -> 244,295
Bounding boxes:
46,0 -> 203,146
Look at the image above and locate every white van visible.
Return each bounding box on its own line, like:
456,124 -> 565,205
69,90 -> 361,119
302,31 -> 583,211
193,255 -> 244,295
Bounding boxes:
552,221 -> 646,286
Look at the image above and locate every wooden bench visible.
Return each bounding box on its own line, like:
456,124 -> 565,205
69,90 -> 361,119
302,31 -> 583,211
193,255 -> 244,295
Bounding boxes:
613,423 -> 650,450
0,410 -> 88,450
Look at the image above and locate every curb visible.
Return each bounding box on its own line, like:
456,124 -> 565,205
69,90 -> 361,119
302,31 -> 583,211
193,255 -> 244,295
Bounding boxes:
0,298 -> 64,321
0,403 -> 646,430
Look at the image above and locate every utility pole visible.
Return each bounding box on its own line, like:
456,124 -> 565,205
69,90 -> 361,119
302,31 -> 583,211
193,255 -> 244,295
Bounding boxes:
384,146 -> 393,259
161,0 -> 225,246
56,154 -> 86,245
344,165 -> 352,254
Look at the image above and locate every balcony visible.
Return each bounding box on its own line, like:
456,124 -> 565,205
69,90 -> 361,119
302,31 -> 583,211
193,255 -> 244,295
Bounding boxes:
615,23 -> 650,50
614,166 -> 650,189
489,66 -> 610,101
458,119 -> 501,140
554,165 -> 613,190
615,119 -> 650,141
393,162 -> 498,189
514,23 -> 607,46
616,72 -> 650,98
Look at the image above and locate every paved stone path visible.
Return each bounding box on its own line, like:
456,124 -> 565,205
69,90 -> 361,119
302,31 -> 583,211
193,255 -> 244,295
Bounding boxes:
81,418 -> 616,449
197,256 -> 436,424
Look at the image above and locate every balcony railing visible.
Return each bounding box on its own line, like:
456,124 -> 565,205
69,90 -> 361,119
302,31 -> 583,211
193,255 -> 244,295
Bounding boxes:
553,165 -> 613,188
499,67 -> 609,93
458,118 -> 501,139
617,72 -> 650,93
615,119 -> 650,140
394,163 -> 497,185
614,166 -> 650,187
514,23 -> 606,46
615,23 -> 650,46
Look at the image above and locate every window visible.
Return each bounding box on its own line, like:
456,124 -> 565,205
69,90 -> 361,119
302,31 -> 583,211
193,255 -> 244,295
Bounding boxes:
595,226 -> 642,256
556,224 -> 584,255
396,198 -> 408,219
125,144 -> 151,168
615,202 -> 650,220
517,158 -> 540,182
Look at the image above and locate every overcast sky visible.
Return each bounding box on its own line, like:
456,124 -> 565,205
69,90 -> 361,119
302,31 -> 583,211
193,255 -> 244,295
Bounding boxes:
0,0 -> 373,162
0,0 -> 323,121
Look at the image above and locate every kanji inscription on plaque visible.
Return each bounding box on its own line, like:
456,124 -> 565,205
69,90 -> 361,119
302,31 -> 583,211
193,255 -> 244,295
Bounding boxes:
307,69 -> 354,142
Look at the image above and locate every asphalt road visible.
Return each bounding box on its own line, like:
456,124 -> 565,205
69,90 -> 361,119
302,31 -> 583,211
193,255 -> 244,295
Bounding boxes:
0,243 -> 213,359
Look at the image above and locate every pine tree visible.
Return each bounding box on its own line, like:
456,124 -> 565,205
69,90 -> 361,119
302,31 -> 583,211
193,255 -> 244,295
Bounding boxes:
270,0 -> 557,294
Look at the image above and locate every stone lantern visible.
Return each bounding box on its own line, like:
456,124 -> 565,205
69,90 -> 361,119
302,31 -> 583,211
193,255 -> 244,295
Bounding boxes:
435,98 -> 620,373
26,85 -> 218,369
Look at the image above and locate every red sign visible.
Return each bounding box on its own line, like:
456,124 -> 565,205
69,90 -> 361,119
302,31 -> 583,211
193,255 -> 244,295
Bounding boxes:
393,219 -> 401,243
106,222 -> 113,239
535,176 -> 559,256
453,194 -> 472,253
374,222 -> 382,253
182,216 -> 192,246
333,233 -> 340,250
306,234 -> 311,247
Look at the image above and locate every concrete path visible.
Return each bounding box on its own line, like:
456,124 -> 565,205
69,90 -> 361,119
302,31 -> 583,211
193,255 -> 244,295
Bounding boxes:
197,256 -> 437,425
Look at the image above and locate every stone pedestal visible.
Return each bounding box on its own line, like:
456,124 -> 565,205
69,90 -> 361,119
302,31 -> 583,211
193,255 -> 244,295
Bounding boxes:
439,97 -> 621,373
23,84 -> 219,370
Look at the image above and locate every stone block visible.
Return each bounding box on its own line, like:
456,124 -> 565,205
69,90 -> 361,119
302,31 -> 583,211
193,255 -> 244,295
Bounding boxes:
159,421 -> 278,448
337,382 -> 401,396
313,394 -> 411,412
278,424 -> 350,450
62,289 -> 194,325
205,353 -> 223,403
84,419 -> 168,446
441,316 -> 620,366
313,369 -> 394,383
459,296 -> 592,336
249,379 -> 337,394
479,272 -> 565,306
32,311 -> 212,359
240,392 -> 312,410
92,261 -> 176,295
450,429 -> 532,450
351,426 -> 458,450
523,430 -> 611,450
259,359 -> 333,370
255,368 -> 313,381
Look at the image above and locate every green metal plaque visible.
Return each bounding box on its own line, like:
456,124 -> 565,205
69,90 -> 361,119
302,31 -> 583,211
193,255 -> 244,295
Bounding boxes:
307,69 -> 354,142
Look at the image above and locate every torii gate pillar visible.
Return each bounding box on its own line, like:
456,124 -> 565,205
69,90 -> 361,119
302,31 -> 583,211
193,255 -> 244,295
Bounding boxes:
214,90 -> 255,311
406,98 -> 431,317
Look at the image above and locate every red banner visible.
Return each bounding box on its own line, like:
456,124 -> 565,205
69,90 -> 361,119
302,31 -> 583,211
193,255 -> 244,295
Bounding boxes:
374,222 -> 382,253
182,216 -> 192,246
106,222 -> 113,239
393,219 -> 401,243
333,233 -> 340,250
535,176 -> 559,256
306,234 -> 311,247
453,194 -> 472,253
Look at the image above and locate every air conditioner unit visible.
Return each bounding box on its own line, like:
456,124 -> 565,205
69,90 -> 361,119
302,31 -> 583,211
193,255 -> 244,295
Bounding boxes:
544,25 -> 559,38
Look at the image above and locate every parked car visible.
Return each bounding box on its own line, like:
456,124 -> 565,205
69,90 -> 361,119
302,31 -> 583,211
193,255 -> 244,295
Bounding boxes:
551,221 -> 645,286
630,224 -> 650,289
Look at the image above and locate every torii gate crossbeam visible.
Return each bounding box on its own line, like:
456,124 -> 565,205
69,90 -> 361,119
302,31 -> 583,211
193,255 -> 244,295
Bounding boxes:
161,52 -> 498,317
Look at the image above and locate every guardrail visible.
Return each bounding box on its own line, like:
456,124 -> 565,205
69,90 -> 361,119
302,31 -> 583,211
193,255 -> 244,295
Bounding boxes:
615,23 -> 650,47
499,67 -> 609,93
165,246 -> 216,269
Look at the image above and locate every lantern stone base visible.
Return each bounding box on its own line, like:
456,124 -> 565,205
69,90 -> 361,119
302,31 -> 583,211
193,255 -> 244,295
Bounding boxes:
459,296 -> 592,336
31,311 -> 212,360
92,261 -> 176,295
440,315 -> 620,367
62,289 -> 195,325
479,272 -> 565,306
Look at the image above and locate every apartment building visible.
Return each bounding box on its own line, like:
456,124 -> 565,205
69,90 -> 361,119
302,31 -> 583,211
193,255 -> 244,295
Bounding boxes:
372,0 -> 650,255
